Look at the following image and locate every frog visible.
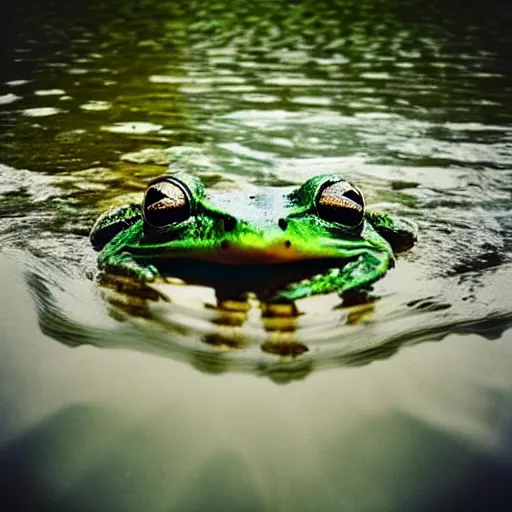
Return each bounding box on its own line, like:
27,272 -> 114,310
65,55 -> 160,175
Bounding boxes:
89,172 -> 417,302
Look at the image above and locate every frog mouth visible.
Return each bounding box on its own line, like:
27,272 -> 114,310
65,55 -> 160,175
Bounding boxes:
194,241 -> 315,264
130,236 -> 376,265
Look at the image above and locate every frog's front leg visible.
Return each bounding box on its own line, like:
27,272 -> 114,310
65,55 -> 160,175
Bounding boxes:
271,249 -> 393,302
90,210 -> 159,282
98,250 -> 159,282
95,224 -> 160,283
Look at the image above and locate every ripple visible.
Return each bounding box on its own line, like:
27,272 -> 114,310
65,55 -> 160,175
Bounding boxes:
150,75 -> 247,85
291,96 -> 332,106
388,139 -> 512,166
442,122 -> 509,132
314,54 -> 350,65
180,85 -> 213,94
121,147 -> 180,165
263,76 -> 331,86
240,93 -> 279,103
66,67 -> 89,75
101,122 -> 163,134
216,85 -> 257,93
21,246 -> 512,380
35,89 -> 66,96
359,72 -> 393,80
220,109 -> 351,128
5,79 -> 31,86
149,75 -> 197,84
218,142 -> 275,162
354,112 -> 400,120
394,62 -> 415,69
237,61 -> 286,71
0,93 -> 21,105
0,163 -> 60,201
80,100 -> 112,111
21,107 -> 63,117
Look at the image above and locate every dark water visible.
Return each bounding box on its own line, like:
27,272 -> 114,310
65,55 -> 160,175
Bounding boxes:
1,0 -> 512,510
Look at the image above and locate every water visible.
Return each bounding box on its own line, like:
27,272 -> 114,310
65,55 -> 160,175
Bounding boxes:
1,0 -> 512,510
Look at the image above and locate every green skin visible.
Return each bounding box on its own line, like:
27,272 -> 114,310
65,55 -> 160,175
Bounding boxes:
90,172 -> 417,301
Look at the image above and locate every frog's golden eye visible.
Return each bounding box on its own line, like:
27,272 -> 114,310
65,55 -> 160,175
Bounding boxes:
317,181 -> 364,227
143,178 -> 191,227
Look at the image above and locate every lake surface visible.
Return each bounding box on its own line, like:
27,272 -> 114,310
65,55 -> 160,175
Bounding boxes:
1,0 -> 512,510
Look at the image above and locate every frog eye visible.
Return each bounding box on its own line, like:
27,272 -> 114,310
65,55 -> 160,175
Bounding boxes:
317,181 -> 365,227
143,178 -> 191,227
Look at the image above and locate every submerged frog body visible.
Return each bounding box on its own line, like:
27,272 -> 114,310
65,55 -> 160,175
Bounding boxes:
90,173 -> 417,301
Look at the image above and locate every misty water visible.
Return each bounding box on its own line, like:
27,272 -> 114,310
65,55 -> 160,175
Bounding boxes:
1,0 -> 512,510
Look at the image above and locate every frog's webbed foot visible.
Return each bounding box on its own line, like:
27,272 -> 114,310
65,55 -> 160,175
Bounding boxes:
271,251 -> 392,303
99,252 -> 159,283
270,268 -> 346,302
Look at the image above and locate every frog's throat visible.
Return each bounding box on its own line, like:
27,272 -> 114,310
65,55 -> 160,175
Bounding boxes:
126,236 -> 383,265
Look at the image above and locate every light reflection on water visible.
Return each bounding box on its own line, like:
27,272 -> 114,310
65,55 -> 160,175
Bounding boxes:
1,0 -> 512,509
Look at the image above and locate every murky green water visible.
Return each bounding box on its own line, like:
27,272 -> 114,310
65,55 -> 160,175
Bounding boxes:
1,0 -> 512,510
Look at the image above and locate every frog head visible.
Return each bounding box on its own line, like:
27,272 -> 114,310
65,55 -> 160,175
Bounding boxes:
90,173 -> 417,300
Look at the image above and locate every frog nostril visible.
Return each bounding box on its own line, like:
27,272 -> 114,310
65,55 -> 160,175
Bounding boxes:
221,240 -> 230,250
284,240 -> 291,248
278,218 -> 288,230
223,216 -> 237,232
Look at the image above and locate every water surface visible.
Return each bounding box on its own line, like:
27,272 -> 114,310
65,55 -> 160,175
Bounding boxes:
1,0 -> 512,510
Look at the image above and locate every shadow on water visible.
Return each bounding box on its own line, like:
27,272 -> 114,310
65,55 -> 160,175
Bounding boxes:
2,398 -> 512,512
0,404 -> 267,512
